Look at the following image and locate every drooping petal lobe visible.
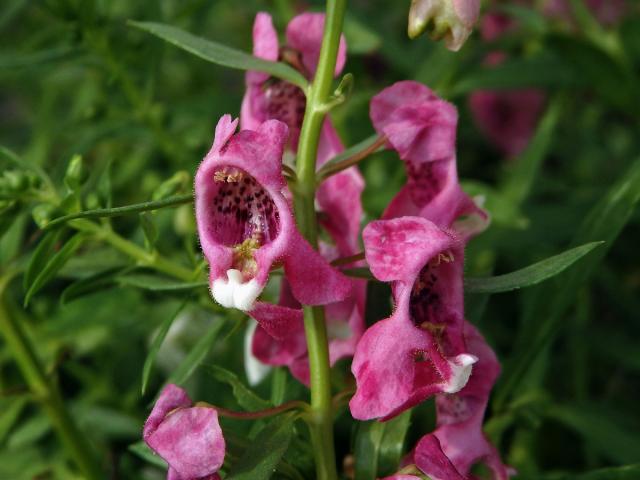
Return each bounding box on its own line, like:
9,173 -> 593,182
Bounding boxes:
144,385 -> 226,480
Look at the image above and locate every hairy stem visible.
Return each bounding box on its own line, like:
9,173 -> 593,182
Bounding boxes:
0,271 -> 104,479
293,1 -> 347,479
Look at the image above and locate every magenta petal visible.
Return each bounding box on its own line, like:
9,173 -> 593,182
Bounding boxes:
146,407 -> 225,479
286,13 -> 347,76
363,217 -> 457,283
195,117 -> 295,310
469,89 -> 546,157
283,230 -> 352,306
247,12 -> 279,85
249,301 -> 303,341
144,384 -> 191,440
413,435 -> 466,480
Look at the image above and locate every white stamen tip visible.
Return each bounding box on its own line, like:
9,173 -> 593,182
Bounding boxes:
212,269 -> 262,311
443,353 -> 478,393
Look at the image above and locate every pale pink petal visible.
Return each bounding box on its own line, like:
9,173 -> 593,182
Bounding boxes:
286,13 -> 347,77
248,12 -> 279,85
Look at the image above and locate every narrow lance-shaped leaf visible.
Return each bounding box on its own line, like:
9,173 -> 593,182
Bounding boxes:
546,403 -> 640,465
167,319 -> 224,386
226,414 -> 295,480
24,232 -> 87,307
129,21 -> 308,89
464,242 -> 603,294
117,273 -> 207,292
495,159 -> 640,409
141,299 -> 189,395
204,365 -> 271,411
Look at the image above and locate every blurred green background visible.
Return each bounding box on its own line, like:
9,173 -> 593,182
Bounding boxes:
1,0 -> 639,478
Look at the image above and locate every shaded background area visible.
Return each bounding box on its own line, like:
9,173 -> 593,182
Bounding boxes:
1,0 -> 639,478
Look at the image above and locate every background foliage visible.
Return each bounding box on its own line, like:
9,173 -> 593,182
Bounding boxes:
1,0 -> 639,478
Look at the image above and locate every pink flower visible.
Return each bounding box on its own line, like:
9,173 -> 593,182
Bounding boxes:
143,384 -> 225,480
469,14 -> 546,158
370,80 -> 488,235
247,125 -> 367,385
469,88 -> 546,158
402,322 -> 511,480
349,217 -> 478,420
408,0 -> 481,51
195,115 -> 351,311
241,12 -> 346,150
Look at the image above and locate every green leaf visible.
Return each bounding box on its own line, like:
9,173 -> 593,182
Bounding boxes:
44,193 -> 193,230
167,319 -> 224,386
142,299 -> 189,395
226,414 -> 295,480
516,464 -> 640,480
204,365 -> 271,411
129,21 -> 308,89
546,404 -> 640,464
502,99 -> 562,206
24,230 -> 60,292
377,411 -> 412,477
128,441 -> 167,469
353,411 -> 412,479
0,396 -> 29,444
449,54 -> 578,96
60,267 -> 123,304
496,159 -> 640,408
354,420 -> 385,480
140,212 -> 158,251
464,242 -> 603,294
24,232 -> 87,306
117,273 -> 207,292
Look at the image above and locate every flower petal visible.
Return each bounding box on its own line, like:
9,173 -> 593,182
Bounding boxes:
283,230 -> 352,306
143,384 -> 191,440
286,13 -> 347,77
363,217 -> 457,283
146,407 -> 225,479
248,12 -> 279,85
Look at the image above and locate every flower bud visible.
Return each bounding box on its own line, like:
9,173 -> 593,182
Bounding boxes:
3,170 -> 29,192
32,203 -> 58,228
408,0 -> 480,51
64,154 -> 87,191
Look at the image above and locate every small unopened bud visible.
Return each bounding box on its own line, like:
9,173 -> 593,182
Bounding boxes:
3,170 -> 28,192
64,154 -> 87,190
408,0 -> 480,51
32,203 -> 58,228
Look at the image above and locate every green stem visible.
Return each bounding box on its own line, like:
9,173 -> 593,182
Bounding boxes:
293,1 -> 347,479
0,272 -> 103,480
69,219 -> 196,281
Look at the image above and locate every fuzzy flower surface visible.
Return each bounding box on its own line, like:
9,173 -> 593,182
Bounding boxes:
408,0 -> 480,51
398,322 -> 511,480
143,384 -> 225,480
241,12 -> 346,151
238,11 -> 366,384
195,115 -> 351,311
350,217 -> 477,420
370,81 -> 487,234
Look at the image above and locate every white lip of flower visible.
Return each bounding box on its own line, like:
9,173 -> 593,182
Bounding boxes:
443,353 -> 478,393
212,269 -> 262,311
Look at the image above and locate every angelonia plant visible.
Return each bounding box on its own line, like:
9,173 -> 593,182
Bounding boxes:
141,3 -> 510,480
3,0 -> 638,480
